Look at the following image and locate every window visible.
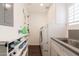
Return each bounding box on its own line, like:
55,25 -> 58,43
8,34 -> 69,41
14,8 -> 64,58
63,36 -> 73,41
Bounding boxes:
68,4 -> 79,24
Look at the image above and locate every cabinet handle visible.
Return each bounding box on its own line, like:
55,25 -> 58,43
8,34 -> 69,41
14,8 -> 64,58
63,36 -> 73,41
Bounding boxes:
44,50 -> 48,52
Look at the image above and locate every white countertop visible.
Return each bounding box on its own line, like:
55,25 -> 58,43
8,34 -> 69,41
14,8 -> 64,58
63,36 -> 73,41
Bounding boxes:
0,25 -> 28,42
0,34 -> 28,42
51,37 -> 79,55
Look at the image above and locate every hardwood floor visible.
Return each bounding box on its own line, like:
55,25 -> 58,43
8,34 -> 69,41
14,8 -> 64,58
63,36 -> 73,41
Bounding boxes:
28,45 -> 42,56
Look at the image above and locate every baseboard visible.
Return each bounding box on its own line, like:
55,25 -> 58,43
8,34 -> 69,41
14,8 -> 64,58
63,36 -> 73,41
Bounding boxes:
28,45 -> 40,47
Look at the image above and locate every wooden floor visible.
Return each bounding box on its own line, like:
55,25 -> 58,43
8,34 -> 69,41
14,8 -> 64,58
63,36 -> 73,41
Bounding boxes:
28,45 -> 42,56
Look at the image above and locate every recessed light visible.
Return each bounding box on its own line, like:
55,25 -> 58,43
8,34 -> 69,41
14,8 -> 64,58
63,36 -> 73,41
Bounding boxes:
5,4 -> 11,8
40,3 -> 44,6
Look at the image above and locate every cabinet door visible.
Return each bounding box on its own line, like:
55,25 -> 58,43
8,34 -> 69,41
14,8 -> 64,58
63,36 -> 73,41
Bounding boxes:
51,45 -> 58,56
0,4 -> 4,25
4,3 -> 13,26
51,40 -> 59,56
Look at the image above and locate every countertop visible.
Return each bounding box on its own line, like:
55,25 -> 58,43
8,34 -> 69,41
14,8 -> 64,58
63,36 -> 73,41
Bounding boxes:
51,37 -> 79,55
0,34 -> 28,42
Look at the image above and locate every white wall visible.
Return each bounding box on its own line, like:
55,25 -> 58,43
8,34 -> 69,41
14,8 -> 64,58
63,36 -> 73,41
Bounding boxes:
47,3 -> 68,39
29,13 -> 47,45
29,3 -> 68,45
0,3 -> 28,41
13,3 -> 28,35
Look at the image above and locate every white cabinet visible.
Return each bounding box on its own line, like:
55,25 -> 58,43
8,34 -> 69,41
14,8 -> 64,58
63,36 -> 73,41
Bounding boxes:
0,43 -> 7,56
0,4 -> 4,25
4,3 -> 13,26
51,42 -> 59,56
0,3 -> 13,27
50,39 -> 60,56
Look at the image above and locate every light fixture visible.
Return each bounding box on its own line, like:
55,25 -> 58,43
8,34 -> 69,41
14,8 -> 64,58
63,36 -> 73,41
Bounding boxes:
5,4 -> 11,9
40,3 -> 44,6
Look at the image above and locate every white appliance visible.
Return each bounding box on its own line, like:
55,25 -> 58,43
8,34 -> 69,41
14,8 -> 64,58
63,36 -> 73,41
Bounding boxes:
40,25 -> 50,56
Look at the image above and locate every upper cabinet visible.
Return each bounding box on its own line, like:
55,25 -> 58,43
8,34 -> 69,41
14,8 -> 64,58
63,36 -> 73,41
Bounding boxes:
0,3 -> 13,27
0,4 -> 4,25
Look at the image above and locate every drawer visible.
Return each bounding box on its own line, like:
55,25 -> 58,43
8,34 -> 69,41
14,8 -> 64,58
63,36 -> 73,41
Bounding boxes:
0,45 -> 7,56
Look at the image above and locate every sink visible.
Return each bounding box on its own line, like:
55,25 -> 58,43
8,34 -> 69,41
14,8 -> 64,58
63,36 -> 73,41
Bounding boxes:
57,38 -> 68,43
57,38 -> 79,49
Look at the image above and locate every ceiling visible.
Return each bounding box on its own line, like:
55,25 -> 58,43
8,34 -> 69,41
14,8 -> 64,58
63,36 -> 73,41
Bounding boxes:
26,3 -> 52,13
